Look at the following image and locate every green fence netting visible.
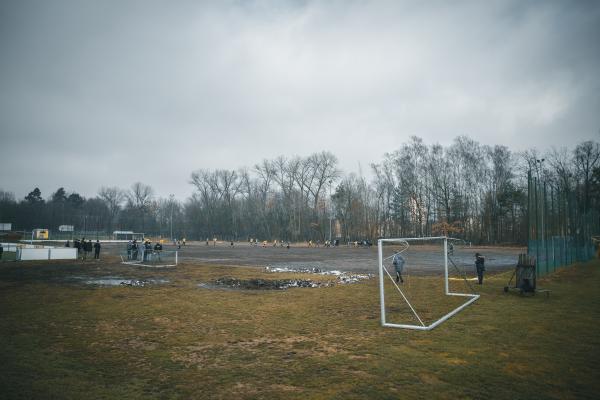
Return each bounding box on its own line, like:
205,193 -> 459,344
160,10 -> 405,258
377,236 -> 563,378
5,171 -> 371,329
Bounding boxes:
527,172 -> 599,277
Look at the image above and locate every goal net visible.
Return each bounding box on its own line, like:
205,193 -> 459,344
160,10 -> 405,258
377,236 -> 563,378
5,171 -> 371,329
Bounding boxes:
378,236 -> 479,330
120,248 -> 178,267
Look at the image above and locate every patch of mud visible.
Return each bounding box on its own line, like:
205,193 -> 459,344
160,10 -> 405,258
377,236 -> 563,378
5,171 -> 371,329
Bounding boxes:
199,277 -> 332,290
199,266 -> 373,291
70,276 -> 170,287
264,265 -> 373,284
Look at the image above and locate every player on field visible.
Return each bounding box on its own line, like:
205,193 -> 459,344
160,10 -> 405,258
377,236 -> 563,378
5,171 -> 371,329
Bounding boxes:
475,253 -> 485,284
393,252 -> 405,283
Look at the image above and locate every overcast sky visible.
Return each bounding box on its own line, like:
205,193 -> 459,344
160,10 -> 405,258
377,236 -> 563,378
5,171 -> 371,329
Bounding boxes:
1,0 -> 599,201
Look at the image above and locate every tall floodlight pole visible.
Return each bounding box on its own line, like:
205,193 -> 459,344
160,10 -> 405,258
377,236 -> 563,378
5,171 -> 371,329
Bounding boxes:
169,194 -> 174,241
328,180 -> 333,243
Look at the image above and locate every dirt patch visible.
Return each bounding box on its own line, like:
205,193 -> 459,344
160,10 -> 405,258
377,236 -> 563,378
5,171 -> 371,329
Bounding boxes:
199,267 -> 373,290
199,277 -> 333,290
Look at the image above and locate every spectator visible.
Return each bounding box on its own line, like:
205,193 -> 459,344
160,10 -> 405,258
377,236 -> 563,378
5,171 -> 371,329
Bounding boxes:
475,253 -> 485,285
83,240 -> 92,260
93,240 -> 101,259
132,240 -> 138,260
154,242 -> 162,261
144,241 -> 152,261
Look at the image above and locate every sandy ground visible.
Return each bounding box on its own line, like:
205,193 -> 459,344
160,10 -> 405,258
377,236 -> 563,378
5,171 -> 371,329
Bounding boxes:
97,240 -> 525,275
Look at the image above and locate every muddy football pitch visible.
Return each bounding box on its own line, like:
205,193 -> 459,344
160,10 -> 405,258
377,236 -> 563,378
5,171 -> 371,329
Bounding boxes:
101,240 -> 524,275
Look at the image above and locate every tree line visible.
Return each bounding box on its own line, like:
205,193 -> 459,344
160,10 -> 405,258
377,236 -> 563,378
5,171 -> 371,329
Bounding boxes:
1,137 -> 598,244
0,183 -> 185,240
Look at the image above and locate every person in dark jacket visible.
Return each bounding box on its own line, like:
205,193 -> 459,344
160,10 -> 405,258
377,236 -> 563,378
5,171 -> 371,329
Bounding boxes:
93,240 -> 101,259
81,240 -> 88,260
132,240 -> 138,260
475,253 -> 485,284
143,241 -> 152,261
85,240 -> 93,260
393,252 -> 405,283
153,242 -> 162,261
0,243 -> 3,260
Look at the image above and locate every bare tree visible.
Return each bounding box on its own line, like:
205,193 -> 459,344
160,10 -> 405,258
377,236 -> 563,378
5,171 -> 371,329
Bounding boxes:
307,151 -> 341,211
546,147 -> 573,192
254,160 -> 275,207
573,141 -> 600,211
125,182 -> 154,231
98,186 -> 125,231
127,182 -> 154,209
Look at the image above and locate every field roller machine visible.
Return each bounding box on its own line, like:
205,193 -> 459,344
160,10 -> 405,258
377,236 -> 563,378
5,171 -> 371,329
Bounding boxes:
504,254 -> 550,297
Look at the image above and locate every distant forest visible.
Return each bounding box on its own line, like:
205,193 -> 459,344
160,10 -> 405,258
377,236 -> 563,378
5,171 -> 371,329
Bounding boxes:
1,136 -> 599,245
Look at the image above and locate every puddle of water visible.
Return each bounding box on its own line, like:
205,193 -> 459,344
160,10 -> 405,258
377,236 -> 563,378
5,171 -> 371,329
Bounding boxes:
71,276 -> 169,287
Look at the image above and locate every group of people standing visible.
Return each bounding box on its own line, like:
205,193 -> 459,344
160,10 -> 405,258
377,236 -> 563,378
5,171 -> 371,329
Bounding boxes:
126,239 -> 164,261
66,238 -> 101,260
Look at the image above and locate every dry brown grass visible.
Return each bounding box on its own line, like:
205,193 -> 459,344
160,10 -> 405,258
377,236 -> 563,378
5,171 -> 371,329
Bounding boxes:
0,258 -> 599,399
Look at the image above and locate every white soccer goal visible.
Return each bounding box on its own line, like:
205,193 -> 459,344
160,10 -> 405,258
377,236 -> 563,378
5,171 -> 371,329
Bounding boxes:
120,249 -> 178,268
378,236 -> 479,331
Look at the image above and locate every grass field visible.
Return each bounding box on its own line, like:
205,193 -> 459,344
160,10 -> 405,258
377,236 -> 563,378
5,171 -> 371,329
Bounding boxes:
0,257 -> 599,399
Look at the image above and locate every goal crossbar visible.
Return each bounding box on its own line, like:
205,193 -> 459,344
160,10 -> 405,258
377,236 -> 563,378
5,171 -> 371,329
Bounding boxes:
378,237 -> 479,331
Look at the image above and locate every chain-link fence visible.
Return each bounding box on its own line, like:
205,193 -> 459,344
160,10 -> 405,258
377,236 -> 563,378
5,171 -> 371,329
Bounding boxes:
528,172 -> 599,277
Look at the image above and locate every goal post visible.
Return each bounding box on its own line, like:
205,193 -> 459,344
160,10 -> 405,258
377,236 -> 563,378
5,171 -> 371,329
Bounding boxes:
120,249 -> 178,267
378,236 -> 479,331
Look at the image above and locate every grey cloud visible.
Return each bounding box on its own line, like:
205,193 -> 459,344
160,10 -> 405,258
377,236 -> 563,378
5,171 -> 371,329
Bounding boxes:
1,0 -> 599,200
